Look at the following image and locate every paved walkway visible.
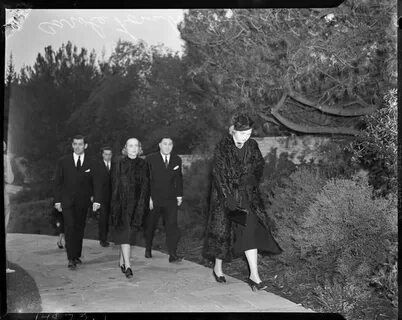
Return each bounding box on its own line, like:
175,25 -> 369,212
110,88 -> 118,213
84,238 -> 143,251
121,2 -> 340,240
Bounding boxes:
7,233 -> 314,312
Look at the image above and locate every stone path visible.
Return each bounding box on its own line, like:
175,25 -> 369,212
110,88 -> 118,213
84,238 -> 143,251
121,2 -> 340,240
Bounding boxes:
6,233 -> 314,312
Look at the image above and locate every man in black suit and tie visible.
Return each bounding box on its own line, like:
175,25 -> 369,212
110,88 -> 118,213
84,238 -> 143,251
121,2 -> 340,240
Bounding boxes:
54,135 -> 102,270
96,146 -> 113,247
144,136 -> 183,263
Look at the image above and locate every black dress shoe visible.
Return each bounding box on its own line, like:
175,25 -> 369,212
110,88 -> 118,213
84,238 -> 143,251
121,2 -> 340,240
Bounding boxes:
213,270 -> 226,283
169,255 -> 183,263
68,260 -> 76,270
247,278 -> 267,291
57,241 -> 64,249
125,267 -> 133,279
100,241 -> 110,247
73,258 -> 82,264
145,249 -> 152,258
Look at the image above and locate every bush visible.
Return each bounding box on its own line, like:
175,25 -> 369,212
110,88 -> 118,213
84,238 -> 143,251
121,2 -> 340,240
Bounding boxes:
349,88 -> 397,196
369,240 -> 398,308
261,166 -> 327,265
316,138 -> 358,179
296,175 -> 397,282
293,174 -> 398,319
312,278 -> 371,319
261,148 -> 299,210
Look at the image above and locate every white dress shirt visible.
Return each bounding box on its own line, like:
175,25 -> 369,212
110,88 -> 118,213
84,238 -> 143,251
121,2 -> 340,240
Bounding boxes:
73,152 -> 85,167
160,152 -> 171,165
104,160 -> 111,171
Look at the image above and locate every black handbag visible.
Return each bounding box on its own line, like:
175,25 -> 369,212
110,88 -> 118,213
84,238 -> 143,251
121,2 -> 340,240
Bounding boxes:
227,207 -> 248,226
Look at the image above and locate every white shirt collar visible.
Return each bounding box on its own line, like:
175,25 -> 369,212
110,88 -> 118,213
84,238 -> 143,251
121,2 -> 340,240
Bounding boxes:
160,152 -> 171,162
73,153 -> 84,165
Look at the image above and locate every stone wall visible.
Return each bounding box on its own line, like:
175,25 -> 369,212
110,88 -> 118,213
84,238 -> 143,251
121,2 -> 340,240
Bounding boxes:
253,135 -> 331,164
179,135 -> 332,171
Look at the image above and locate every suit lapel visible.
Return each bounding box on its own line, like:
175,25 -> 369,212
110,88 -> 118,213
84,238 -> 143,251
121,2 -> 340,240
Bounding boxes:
70,153 -> 76,171
105,162 -> 111,176
167,154 -> 174,170
158,153 -> 169,170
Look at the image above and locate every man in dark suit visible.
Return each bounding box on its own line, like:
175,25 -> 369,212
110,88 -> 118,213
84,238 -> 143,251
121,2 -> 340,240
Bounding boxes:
144,136 -> 183,263
54,135 -> 102,270
96,146 -> 113,247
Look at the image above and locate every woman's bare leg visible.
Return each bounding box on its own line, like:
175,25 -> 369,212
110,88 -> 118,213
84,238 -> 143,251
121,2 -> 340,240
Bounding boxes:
121,244 -> 131,268
214,258 -> 224,276
245,248 -> 262,283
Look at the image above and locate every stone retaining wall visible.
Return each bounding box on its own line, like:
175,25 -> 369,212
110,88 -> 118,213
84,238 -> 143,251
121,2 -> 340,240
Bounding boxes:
179,135 -> 332,171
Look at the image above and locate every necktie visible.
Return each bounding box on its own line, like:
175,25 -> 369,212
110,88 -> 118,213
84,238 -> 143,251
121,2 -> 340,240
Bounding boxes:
164,156 -> 168,168
77,156 -> 81,170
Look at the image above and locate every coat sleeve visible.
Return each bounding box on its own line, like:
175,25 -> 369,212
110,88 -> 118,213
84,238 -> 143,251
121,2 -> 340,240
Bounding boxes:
175,156 -> 183,197
110,159 -> 121,224
212,143 -> 232,201
53,158 -> 63,203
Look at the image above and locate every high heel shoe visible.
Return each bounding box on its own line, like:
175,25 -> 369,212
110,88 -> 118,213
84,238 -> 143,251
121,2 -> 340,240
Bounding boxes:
57,240 -> 64,249
213,269 -> 226,283
125,267 -> 133,279
119,264 -> 126,273
247,278 -> 267,291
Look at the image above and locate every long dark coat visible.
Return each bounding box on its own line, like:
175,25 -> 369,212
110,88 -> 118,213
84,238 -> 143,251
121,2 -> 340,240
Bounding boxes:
202,134 -> 278,262
110,156 -> 150,229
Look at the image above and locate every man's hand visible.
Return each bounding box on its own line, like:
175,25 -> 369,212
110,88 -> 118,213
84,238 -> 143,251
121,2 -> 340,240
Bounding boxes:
54,203 -> 62,212
90,196 -> 94,203
149,197 -> 154,211
93,202 -> 101,212
177,197 -> 183,207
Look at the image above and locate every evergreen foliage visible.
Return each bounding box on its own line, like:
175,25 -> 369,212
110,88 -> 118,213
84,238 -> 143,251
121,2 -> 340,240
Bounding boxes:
349,89 -> 398,195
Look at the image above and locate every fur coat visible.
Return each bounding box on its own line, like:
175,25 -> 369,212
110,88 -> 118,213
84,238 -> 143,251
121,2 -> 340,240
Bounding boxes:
110,156 -> 149,228
202,134 -> 277,261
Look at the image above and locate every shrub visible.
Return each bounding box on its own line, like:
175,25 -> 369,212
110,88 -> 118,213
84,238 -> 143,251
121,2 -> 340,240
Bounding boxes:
261,166 -> 327,265
261,148 -> 298,206
312,278 -> 371,319
349,88 -> 397,196
296,175 -> 397,283
369,240 -> 398,308
316,138 -> 358,179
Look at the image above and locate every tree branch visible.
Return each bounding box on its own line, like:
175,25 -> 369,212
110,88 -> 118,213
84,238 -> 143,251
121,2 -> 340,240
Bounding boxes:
271,109 -> 360,135
287,90 -> 377,117
256,111 -> 282,126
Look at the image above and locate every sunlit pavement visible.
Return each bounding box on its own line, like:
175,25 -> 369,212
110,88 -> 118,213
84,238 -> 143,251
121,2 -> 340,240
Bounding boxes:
7,233 -> 314,312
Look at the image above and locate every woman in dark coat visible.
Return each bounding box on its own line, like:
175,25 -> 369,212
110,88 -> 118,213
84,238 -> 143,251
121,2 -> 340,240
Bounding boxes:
110,138 -> 149,279
202,112 -> 282,291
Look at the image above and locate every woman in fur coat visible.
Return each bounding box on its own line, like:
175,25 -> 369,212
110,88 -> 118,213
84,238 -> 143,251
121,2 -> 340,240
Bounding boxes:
110,138 -> 149,279
202,112 -> 282,291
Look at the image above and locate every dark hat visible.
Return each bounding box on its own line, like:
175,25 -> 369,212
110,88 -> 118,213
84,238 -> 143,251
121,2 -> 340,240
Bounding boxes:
232,113 -> 254,131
